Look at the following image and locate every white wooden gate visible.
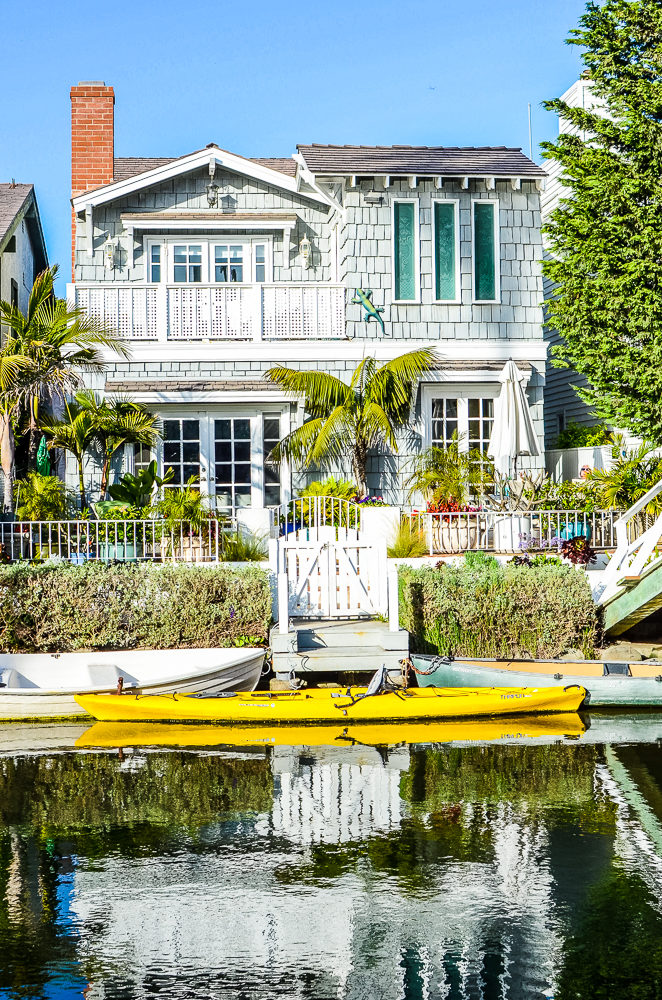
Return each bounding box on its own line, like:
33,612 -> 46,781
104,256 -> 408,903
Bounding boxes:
273,525 -> 387,620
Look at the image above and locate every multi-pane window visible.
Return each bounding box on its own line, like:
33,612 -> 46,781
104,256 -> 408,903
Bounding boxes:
431,396 -> 494,457
214,418 -> 252,511
133,443 -> 154,474
173,245 -> 202,283
214,245 -> 244,283
473,201 -> 498,301
434,202 -> 457,301
163,419 -> 201,486
148,240 -> 271,283
255,244 -> 266,282
393,201 -> 418,301
468,398 -> 494,456
263,414 -> 281,506
150,245 -> 161,282
431,398 -> 458,448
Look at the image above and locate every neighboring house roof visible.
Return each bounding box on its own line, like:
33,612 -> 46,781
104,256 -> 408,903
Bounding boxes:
0,183 -> 48,268
112,154 -> 297,185
297,145 -> 546,178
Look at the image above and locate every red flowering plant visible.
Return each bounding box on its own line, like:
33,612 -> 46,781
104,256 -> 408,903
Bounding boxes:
406,433 -> 493,518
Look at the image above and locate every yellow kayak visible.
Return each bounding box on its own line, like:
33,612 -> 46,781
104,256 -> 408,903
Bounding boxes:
76,713 -> 586,749
74,684 -> 587,725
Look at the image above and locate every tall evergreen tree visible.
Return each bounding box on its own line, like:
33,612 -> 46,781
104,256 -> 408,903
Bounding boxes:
542,0 -> 662,442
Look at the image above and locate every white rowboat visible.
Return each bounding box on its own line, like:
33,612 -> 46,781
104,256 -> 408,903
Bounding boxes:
0,647 -> 265,721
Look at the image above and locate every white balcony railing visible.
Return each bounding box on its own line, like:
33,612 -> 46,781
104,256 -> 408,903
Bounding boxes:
70,283 -> 346,341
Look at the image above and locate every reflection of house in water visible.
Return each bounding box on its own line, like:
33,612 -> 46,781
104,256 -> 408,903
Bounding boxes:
68,747 -> 581,1000
268,746 -> 409,845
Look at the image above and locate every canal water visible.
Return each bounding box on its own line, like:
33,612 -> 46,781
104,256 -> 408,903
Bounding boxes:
1,714 -> 661,1000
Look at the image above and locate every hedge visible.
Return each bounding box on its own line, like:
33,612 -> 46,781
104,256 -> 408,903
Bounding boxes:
0,562 -> 272,653
399,559 -> 600,659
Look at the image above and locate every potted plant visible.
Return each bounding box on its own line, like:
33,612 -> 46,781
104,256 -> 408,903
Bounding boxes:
406,434 -> 492,553
487,471 -> 549,551
157,478 -> 216,562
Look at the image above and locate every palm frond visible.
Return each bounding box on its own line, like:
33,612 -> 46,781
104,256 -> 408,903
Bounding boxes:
370,348 -> 439,416
264,366 -> 350,417
359,400 -> 399,452
307,407 -> 353,466
268,419 -> 326,466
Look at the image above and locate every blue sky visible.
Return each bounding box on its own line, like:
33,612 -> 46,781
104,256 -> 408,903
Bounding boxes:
1,0 -> 587,293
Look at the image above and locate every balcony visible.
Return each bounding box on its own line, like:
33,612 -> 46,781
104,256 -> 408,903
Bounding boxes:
69,283 -> 346,342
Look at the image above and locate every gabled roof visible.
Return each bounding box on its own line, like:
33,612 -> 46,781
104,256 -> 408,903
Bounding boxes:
71,144 -> 329,211
297,144 -> 546,178
113,155 -> 297,183
0,183 -> 48,268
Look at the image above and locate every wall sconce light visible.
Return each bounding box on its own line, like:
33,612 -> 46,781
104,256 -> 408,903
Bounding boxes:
299,234 -> 312,269
206,181 -> 219,207
104,238 -> 121,271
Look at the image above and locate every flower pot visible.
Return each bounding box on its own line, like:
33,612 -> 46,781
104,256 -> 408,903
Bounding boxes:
100,542 -> 138,562
493,515 -> 531,552
436,522 -> 478,553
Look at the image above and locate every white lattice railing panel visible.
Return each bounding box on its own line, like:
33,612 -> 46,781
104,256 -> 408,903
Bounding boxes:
74,286 -> 158,340
73,283 -> 345,340
262,284 -> 345,339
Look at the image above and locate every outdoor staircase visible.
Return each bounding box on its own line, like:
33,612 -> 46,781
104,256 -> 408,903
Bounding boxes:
270,618 -> 410,680
599,479 -> 662,635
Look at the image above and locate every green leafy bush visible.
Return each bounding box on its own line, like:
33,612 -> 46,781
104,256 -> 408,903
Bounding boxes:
0,562 -> 272,652
554,422 -> 612,449
220,531 -> 268,562
13,473 -> 74,521
398,561 -> 599,659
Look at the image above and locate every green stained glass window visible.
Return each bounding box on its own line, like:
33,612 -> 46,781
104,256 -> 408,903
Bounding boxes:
434,202 -> 456,300
474,202 -> 497,301
394,202 -> 416,300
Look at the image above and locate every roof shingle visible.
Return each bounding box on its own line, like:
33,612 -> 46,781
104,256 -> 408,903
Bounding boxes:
112,155 -> 297,184
0,183 -> 34,247
297,145 -> 546,177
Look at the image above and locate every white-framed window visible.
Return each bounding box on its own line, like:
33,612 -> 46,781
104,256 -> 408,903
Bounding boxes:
423,385 -> 498,459
392,199 -> 420,302
432,198 -> 460,303
146,238 -> 272,284
471,199 -> 500,303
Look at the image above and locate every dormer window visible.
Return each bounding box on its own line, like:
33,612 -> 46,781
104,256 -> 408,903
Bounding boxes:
147,238 -> 272,284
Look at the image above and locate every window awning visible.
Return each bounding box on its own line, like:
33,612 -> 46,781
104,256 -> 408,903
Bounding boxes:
119,212 -> 298,237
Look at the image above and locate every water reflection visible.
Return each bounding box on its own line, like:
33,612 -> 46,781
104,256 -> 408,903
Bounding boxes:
0,720 -> 661,999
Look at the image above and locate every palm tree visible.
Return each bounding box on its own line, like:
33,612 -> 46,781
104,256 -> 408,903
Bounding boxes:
0,346 -> 33,512
74,390 -> 161,498
41,402 -> 99,511
264,349 -> 438,496
0,265 -> 129,507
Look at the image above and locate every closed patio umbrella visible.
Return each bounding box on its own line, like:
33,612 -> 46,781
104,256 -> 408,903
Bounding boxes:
487,360 -> 540,477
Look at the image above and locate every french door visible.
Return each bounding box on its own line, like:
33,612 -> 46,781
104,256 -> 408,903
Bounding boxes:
158,411 -> 285,512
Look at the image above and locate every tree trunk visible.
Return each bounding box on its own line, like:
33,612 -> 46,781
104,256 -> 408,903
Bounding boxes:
100,451 -> 111,499
78,459 -> 86,512
0,413 -> 15,514
27,395 -> 40,472
352,439 -> 369,498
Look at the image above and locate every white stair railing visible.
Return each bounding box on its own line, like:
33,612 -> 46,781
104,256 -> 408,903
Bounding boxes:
599,479 -> 662,604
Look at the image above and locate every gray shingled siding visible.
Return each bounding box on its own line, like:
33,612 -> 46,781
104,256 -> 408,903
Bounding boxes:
100,357 -> 545,505
341,178 -> 544,342
74,166 -> 333,283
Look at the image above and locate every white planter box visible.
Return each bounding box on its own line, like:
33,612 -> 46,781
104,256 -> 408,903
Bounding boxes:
493,514 -> 531,552
361,506 -> 401,544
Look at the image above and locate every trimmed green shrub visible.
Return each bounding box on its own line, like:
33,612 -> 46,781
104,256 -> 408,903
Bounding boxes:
0,562 -> 272,653
399,561 -> 600,659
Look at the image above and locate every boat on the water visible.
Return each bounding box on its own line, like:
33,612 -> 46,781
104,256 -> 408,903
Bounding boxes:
0,647 -> 265,721
75,713 -> 587,749
74,683 -> 587,725
412,654 -> 662,708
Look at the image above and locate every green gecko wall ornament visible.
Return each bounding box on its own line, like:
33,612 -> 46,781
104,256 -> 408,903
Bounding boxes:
351,289 -> 385,333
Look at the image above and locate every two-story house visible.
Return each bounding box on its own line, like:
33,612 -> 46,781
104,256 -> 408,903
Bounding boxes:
68,81 -> 547,510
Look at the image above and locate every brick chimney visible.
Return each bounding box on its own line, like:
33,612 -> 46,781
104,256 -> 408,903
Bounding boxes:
70,81 -> 115,278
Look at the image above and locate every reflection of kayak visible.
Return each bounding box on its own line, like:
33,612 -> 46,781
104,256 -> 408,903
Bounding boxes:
74,684 -> 586,724
76,713 -> 587,749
